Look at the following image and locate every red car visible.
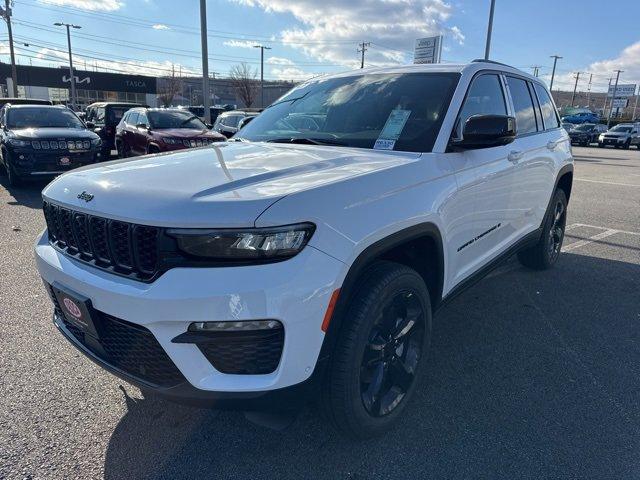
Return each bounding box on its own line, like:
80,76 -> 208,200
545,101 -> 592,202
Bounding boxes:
114,108 -> 225,157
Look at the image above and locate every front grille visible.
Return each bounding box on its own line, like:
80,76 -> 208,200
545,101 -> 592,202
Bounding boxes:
50,287 -> 185,387
43,201 -> 160,281
197,328 -> 285,375
32,139 -> 91,150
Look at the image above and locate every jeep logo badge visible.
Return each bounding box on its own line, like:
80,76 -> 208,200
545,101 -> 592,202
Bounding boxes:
77,191 -> 94,202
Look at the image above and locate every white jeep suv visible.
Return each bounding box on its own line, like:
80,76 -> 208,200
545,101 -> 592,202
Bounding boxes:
35,60 -> 573,438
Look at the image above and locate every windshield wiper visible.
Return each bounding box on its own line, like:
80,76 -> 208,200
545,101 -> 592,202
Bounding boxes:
265,137 -> 348,146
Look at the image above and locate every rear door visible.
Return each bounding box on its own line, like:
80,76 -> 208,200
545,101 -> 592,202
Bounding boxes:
503,76 -> 558,237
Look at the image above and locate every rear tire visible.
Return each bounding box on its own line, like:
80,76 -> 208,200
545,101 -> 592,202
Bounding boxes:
116,139 -> 129,158
321,261 -> 432,439
518,189 -> 567,270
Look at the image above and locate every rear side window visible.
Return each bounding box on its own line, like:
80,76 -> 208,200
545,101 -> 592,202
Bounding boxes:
458,74 -> 506,135
533,83 -> 560,130
94,107 -> 105,124
506,77 -> 537,135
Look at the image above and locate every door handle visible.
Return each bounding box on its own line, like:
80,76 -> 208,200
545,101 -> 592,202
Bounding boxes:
547,140 -> 560,150
508,150 -> 523,163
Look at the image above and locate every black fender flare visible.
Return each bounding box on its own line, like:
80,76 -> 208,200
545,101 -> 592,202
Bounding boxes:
318,222 -> 444,361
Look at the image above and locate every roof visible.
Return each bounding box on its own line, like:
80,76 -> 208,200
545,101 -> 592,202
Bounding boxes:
86,102 -> 146,107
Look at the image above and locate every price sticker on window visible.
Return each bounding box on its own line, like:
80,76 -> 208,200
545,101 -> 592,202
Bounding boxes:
374,109 -> 411,150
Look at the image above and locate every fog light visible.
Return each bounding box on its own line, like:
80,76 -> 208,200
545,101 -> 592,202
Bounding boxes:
188,320 -> 282,332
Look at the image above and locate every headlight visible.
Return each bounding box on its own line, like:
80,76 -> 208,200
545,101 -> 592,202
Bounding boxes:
162,137 -> 179,144
167,223 -> 315,260
8,138 -> 30,148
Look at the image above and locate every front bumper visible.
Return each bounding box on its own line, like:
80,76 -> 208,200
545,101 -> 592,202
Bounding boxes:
10,148 -> 101,175
35,230 -> 344,398
600,137 -> 627,145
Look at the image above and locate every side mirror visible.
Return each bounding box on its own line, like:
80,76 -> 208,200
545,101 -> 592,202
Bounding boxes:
85,121 -> 95,129
451,114 -> 516,150
136,123 -> 149,131
205,123 -> 213,129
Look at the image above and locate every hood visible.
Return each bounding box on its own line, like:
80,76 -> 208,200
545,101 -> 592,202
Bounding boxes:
12,127 -> 98,140
604,132 -> 629,137
152,128 -> 223,139
42,142 -> 420,228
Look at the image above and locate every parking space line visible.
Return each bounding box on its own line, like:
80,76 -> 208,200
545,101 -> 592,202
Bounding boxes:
562,229 -> 619,252
575,178 -> 640,187
567,223 -> 640,236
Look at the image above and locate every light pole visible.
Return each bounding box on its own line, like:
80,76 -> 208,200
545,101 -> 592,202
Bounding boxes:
254,44 -> 271,107
549,55 -> 562,92
484,0 -> 496,60
607,69 -> 623,127
585,73 -> 593,108
54,22 -> 81,110
570,72 -> 581,107
199,0 -> 211,124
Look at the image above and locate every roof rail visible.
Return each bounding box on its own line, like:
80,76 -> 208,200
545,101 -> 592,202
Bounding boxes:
472,58 -> 512,67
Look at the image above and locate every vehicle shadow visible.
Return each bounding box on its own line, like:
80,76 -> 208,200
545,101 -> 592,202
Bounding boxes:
0,175 -> 49,209
103,252 -> 640,480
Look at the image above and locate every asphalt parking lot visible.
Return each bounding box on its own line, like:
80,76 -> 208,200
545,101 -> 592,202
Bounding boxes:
1,146 -> 639,479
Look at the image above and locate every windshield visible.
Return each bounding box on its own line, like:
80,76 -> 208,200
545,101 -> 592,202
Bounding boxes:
148,110 -> 207,129
575,124 -> 595,131
6,107 -> 84,129
610,125 -> 632,132
238,72 -> 459,152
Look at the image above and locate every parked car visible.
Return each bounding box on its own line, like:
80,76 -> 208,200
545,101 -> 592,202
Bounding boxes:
561,111 -> 599,124
35,60 -> 573,438
115,107 -> 225,157
85,102 -> 146,158
598,123 -> 640,149
568,123 -> 607,146
185,105 -> 233,124
212,110 -> 259,138
0,104 -> 101,186
0,97 -> 52,108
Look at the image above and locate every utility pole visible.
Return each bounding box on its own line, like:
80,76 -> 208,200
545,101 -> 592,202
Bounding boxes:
199,0 -> 211,124
531,66 -> 541,77
54,22 -> 81,110
549,55 -> 562,92
254,44 -> 271,107
358,41 -> 370,69
1,0 -> 18,97
585,73 -> 593,108
631,88 -> 638,121
570,72 -> 581,107
603,77 -> 612,115
607,69 -> 623,128
484,0 -> 496,60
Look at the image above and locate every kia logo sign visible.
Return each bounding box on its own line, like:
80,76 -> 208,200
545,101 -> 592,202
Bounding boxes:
62,74 -> 91,85
63,297 -> 82,318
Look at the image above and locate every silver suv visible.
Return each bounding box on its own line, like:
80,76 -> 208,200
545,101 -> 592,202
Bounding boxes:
598,123 -> 640,149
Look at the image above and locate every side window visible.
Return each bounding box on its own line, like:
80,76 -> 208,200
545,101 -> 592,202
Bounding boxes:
94,107 -> 106,124
533,83 -> 560,130
458,74 -> 506,136
85,107 -> 94,122
127,112 -> 139,126
506,77 -> 537,135
137,112 -> 149,126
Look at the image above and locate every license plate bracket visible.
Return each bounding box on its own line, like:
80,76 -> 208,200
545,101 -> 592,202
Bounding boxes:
51,283 -> 100,338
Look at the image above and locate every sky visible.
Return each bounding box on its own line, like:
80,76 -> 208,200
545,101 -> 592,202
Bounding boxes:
1,0 -> 639,92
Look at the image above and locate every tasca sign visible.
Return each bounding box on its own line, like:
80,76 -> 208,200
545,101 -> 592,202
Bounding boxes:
607,84 -> 636,97
414,36 -> 443,64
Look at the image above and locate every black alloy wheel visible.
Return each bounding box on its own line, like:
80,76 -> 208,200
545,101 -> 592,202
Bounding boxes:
547,197 -> 566,264
360,290 -> 425,417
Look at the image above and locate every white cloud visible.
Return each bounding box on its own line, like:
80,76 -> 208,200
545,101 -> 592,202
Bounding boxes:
230,0 -> 463,68
38,0 -> 123,11
266,56 -> 294,65
152,24 -> 170,30
223,40 -> 258,49
270,66 -> 314,81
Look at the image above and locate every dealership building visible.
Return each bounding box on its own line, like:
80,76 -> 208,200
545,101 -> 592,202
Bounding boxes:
0,63 -> 294,110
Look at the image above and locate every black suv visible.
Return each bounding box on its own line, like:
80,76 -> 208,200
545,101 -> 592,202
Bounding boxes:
0,104 -> 101,186
212,110 -> 260,138
85,102 -> 146,158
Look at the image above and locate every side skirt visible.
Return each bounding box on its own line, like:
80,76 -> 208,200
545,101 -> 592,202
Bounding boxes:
435,227 -> 542,314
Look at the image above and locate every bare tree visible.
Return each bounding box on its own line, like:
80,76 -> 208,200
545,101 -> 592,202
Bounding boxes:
157,66 -> 183,107
230,63 -> 258,108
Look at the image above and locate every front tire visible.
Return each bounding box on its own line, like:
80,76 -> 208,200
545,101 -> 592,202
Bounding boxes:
321,261 -> 432,439
2,149 -> 22,187
518,189 -> 568,270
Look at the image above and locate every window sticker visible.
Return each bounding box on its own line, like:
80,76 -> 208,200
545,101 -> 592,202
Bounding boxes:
373,139 -> 396,150
373,109 -> 411,150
